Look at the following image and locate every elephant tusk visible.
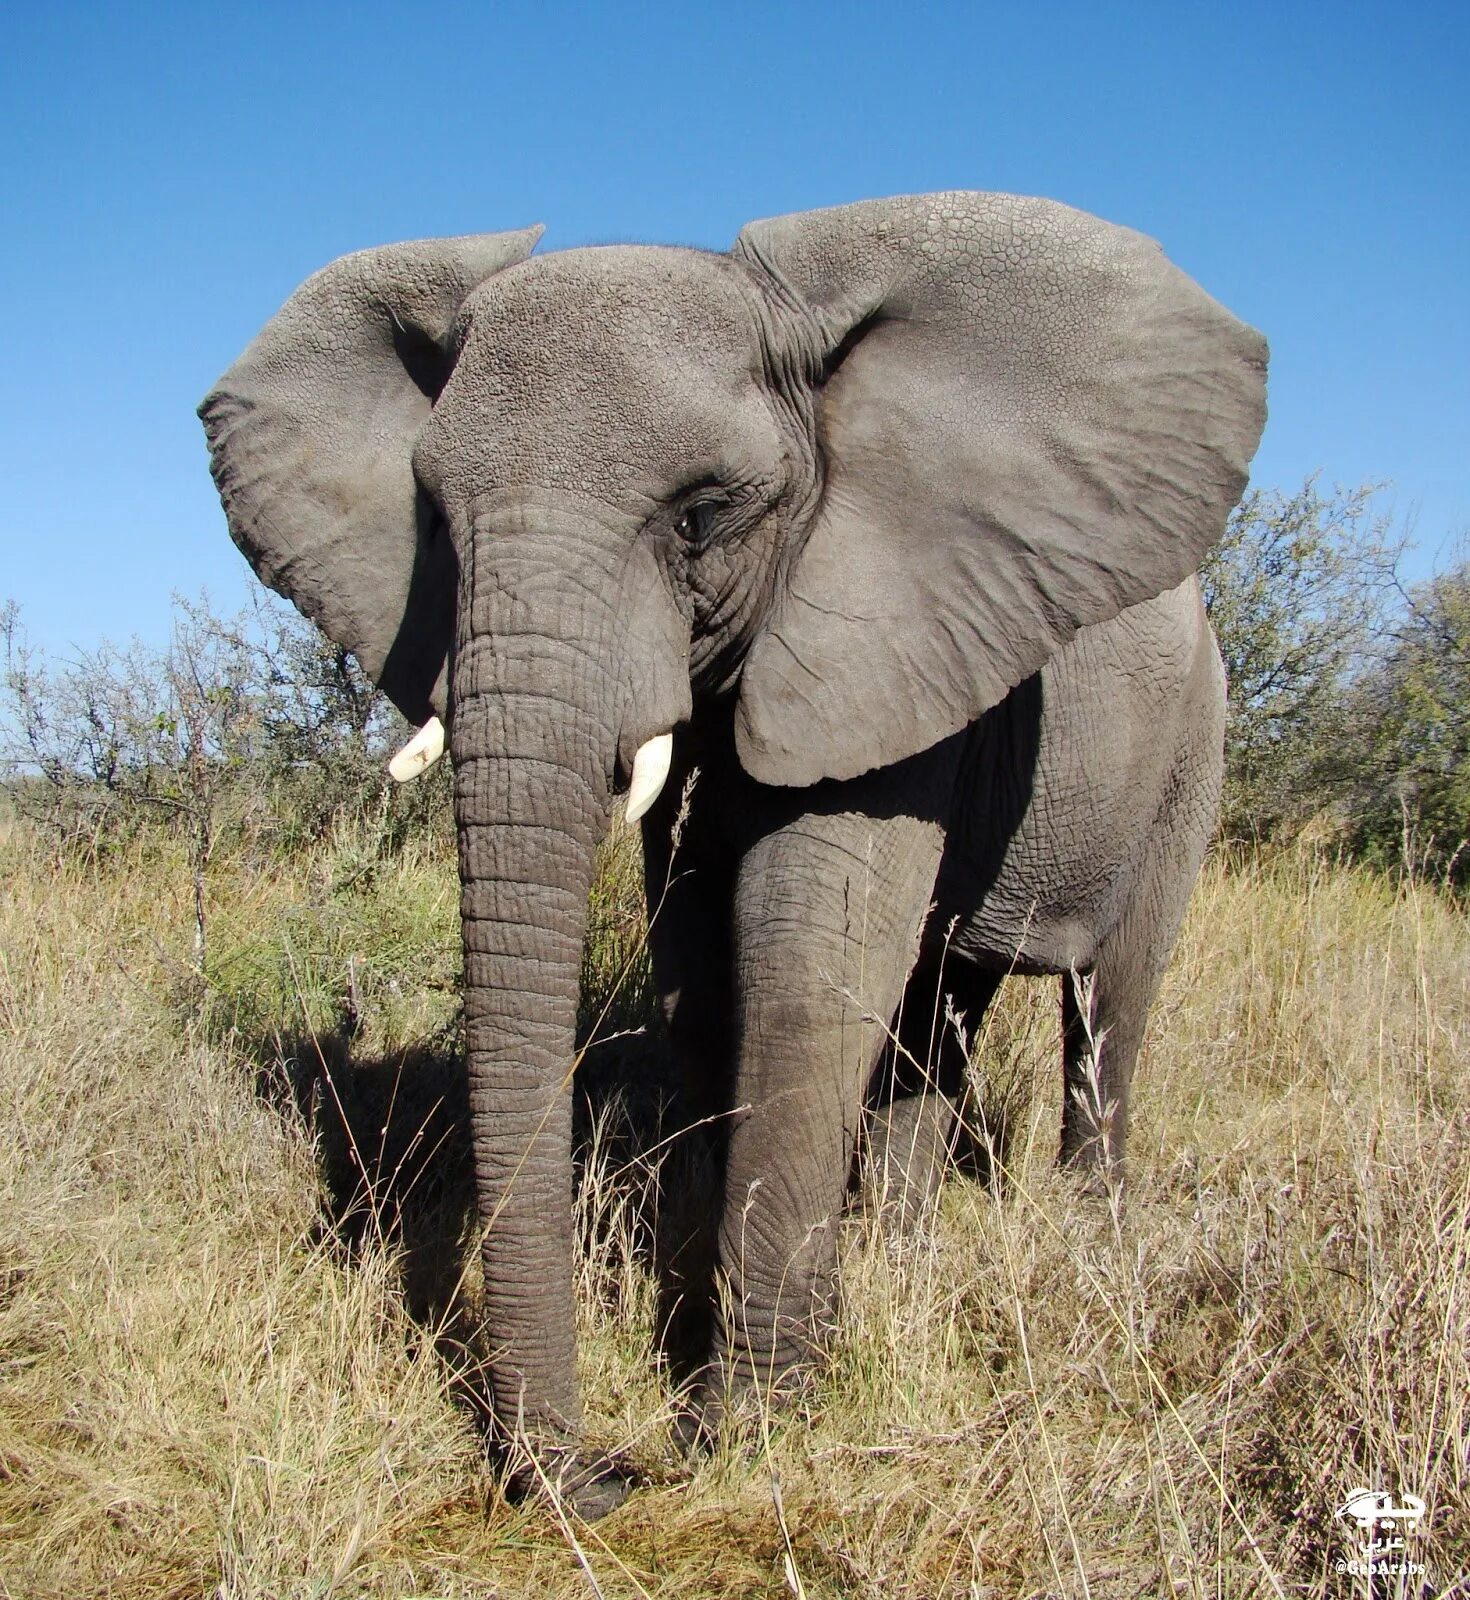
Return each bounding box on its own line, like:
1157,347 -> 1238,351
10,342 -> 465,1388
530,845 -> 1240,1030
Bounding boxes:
387,716 -> 446,782
624,732 -> 673,823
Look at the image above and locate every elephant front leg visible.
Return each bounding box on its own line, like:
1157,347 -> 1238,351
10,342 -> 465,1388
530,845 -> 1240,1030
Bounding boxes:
708,798 -> 948,1415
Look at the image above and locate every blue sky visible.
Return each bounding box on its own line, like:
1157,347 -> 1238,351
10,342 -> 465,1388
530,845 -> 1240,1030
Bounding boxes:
3,0 -> 1466,659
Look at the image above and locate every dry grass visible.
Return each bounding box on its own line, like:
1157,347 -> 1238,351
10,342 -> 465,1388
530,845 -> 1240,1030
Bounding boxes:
1,820 -> 1466,1598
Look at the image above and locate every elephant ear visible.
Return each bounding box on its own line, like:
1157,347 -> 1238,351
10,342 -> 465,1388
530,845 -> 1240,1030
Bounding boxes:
199,227 -> 542,724
731,193 -> 1267,786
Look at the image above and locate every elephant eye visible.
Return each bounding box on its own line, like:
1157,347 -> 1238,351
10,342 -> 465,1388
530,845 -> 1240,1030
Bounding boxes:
674,500 -> 718,552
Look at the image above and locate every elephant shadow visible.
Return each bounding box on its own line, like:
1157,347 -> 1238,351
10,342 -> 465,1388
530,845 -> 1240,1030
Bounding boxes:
251,1024 -> 478,1334
247,1003 -> 678,1370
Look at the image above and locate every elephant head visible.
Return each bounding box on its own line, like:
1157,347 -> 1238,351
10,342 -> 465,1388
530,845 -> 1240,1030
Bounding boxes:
201,192 -> 1266,1487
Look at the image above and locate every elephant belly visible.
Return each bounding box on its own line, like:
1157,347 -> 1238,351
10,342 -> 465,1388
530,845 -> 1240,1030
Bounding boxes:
934,581 -> 1215,976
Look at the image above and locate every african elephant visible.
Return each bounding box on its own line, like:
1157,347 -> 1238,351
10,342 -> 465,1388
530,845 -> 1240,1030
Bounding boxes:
200,191 -> 1267,1515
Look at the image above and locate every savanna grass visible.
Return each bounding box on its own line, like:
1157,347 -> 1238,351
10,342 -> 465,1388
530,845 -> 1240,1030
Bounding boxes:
1,817 -> 1465,1597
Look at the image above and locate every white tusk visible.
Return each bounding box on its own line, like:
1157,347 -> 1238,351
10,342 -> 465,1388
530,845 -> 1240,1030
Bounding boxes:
624,732 -> 673,823
387,716 -> 446,782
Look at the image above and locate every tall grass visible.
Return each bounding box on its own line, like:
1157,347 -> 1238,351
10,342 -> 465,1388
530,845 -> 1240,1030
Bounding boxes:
1,821 -> 1465,1597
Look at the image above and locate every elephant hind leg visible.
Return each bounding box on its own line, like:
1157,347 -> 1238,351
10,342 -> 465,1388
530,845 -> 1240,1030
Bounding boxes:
1060,952 -> 1138,1178
1059,896 -> 1183,1179
639,769 -> 738,1392
860,955 -> 1002,1228
1060,800 -> 1215,1179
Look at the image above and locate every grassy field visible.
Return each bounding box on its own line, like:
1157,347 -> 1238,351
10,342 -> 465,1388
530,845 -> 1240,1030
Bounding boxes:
1,813 -> 1466,1598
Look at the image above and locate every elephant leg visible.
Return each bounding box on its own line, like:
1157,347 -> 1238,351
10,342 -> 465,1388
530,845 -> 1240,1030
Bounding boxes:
861,954 -> 1002,1229
639,759 -> 737,1388
1060,785 -> 1215,1178
1060,951 -> 1136,1181
710,790 -> 950,1411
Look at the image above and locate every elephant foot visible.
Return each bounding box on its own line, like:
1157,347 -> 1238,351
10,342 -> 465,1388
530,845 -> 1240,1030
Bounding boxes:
557,1462 -> 636,1521
507,1443 -> 637,1521
1059,1152 -> 1125,1205
857,1160 -> 946,1240
674,1351 -> 816,1458
671,1387 -> 724,1458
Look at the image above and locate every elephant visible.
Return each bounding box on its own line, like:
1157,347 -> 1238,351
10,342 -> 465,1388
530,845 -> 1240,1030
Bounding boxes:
200,191 -> 1267,1515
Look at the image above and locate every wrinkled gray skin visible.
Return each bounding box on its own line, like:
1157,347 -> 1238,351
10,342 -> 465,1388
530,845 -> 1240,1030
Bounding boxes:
201,193 -> 1266,1515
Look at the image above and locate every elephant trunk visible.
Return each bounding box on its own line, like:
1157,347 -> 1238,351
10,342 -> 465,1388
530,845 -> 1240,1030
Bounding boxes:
448,500 -> 689,1472
453,578 -> 613,1461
